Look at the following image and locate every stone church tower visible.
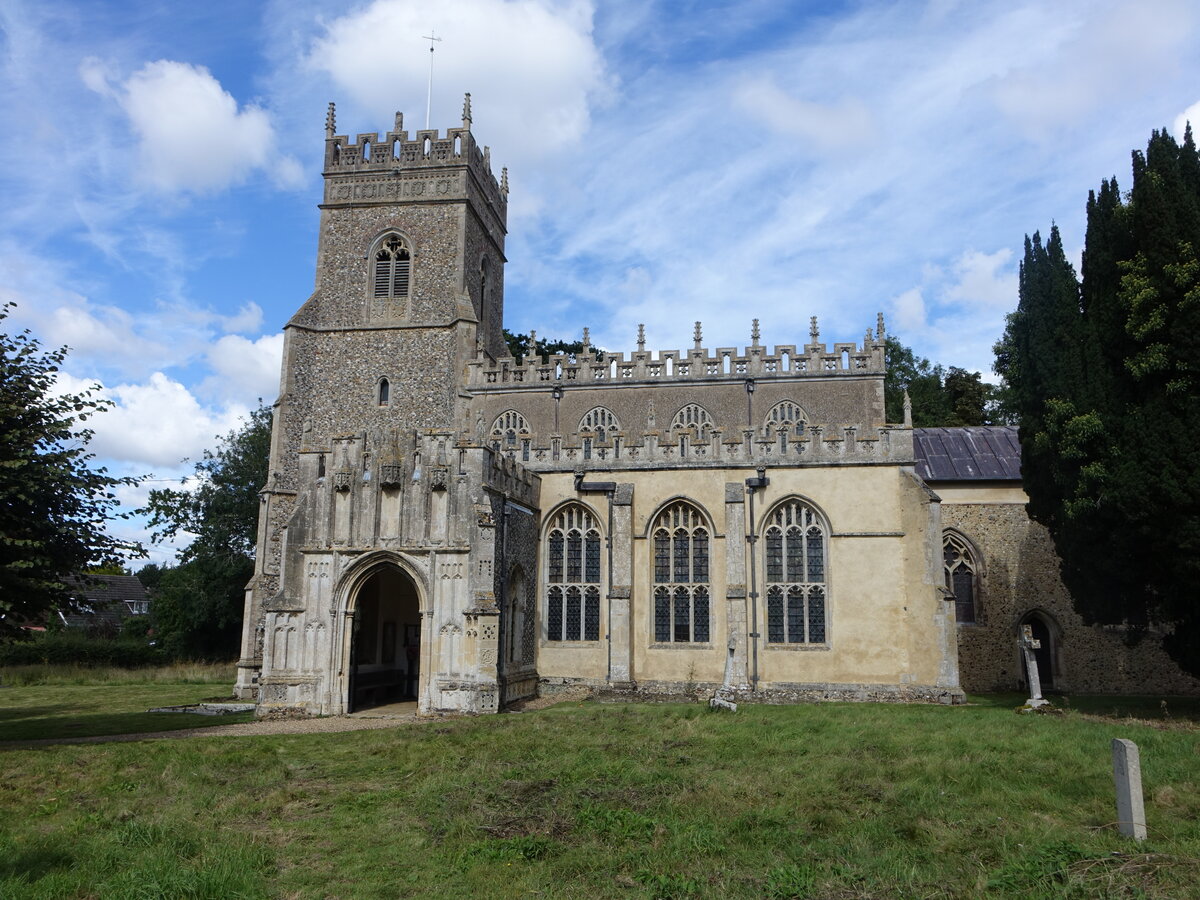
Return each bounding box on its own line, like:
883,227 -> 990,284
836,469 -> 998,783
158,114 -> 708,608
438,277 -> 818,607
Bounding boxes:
236,97 -> 539,714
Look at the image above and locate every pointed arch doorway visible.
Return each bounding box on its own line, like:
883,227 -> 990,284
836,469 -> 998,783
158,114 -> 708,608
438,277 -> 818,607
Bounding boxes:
349,566 -> 421,712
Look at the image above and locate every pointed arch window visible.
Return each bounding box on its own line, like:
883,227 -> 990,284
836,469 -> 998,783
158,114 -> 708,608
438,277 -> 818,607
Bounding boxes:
579,407 -> 619,441
545,505 -> 602,642
372,233 -> 411,298
490,410 -> 531,452
764,499 -> 827,644
943,531 -> 979,624
378,377 -> 391,406
670,404 -> 713,435
651,501 -> 711,643
766,400 -> 807,441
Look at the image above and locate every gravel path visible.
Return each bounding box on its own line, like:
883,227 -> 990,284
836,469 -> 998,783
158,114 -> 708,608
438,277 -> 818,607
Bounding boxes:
0,713 -> 429,749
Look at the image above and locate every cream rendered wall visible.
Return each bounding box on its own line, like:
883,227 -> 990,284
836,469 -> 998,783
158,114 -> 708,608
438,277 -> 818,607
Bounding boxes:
534,464 -> 956,694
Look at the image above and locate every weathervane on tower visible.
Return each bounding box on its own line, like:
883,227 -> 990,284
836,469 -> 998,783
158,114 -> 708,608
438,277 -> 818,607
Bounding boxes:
422,30 -> 443,130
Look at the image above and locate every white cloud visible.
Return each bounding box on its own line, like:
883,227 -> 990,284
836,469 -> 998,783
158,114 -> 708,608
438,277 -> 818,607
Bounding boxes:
109,60 -> 304,193
945,249 -> 1016,310
1175,99 -> 1200,138
220,301 -> 265,334
893,288 -> 927,333
202,333 -> 285,403
53,371 -> 250,468
307,0 -> 606,165
992,0 -> 1197,137
736,77 -> 872,153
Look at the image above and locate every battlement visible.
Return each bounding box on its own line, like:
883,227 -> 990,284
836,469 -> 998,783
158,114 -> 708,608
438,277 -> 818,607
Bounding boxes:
468,316 -> 887,388
321,96 -> 507,210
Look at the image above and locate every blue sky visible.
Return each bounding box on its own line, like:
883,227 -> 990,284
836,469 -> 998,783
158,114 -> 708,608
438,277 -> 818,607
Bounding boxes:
2,0 -> 1198,562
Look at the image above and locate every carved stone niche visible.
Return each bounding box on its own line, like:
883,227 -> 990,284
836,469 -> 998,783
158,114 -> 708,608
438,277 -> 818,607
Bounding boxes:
378,464 -> 403,488
429,465 -> 449,491
332,470 -> 352,492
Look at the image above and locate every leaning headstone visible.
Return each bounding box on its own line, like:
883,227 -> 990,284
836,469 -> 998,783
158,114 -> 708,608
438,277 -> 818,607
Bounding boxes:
1019,624 -> 1049,709
1112,738 -> 1147,840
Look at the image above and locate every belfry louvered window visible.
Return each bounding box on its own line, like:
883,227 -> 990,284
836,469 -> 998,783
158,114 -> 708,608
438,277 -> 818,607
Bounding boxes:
651,501 -> 711,643
943,531 -> 979,624
764,499 -> 827,644
372,234 -> 411,298
545,505 -> 601,642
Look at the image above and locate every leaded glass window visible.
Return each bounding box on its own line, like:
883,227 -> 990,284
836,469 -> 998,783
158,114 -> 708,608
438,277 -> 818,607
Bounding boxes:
649,501 -> 711,643
670,404 -> 714,436
763,499 -> 828,644
943,531 -> 979,624
491,410 -> 531,450
545,505 -> 603,641
579,407 -> 620,441
765,400 -> 808,438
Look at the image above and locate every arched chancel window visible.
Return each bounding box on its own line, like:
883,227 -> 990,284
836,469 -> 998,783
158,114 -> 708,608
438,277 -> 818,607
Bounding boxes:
579,407 -> 619,441
943,531 -> 979,624
652,501 -> 710,643
490,410 -> 531,451
372,233 -> 411,298
545,505 -> 601,642
764,499 -> 827,644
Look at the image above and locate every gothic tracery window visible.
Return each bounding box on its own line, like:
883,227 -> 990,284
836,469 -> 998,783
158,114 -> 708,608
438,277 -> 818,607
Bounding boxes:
545,505 -> 602,642
670,403 -> 714,435
766,400 -> 807,445
943,531 -> 979,624
579,406 -> 619,441
372,233 -> 412,298
764,499 -> 827,644
491,410 -> 531,452
651,501 -> 711,643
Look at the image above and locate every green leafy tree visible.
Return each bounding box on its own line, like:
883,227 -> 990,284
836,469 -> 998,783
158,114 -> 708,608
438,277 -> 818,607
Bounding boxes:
145,405 -> 271,658
0,303 -> 141,639
503,329 -> 603,362
997,127 -> 1200,674
884,337 -> 997,426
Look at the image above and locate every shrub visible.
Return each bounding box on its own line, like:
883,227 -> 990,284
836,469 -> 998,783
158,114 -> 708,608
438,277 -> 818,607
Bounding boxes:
0,631 -> 165,667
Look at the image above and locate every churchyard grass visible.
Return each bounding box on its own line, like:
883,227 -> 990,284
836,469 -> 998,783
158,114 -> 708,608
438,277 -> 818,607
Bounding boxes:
0,665 -> 250,741
2,698 -> 1198,898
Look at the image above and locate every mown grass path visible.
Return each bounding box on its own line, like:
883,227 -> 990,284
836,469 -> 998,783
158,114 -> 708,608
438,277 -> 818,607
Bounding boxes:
1,696 -> 1197,898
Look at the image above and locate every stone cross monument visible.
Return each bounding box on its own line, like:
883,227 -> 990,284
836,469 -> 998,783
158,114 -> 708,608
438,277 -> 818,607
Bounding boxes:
1019,624 -> 1049,708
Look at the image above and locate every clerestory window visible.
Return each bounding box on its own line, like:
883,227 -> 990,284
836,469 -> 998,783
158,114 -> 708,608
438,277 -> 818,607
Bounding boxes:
943,531 -> 979,624
490,410 -> 531,453
764,499 -> 828,644
545,504 -> 602,642
651,501 -> 711,643
372,233 -> 411,298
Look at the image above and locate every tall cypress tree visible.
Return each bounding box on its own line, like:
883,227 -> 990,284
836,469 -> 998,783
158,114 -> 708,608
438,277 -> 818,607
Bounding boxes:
1000,128 -> 1200,675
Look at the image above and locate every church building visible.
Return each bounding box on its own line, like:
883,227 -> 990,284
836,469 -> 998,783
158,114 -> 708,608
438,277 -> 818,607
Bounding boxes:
235,99 -> 1198,716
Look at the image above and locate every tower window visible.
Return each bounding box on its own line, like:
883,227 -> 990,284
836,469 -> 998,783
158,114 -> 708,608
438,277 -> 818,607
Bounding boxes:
378,378 -> 390,405
372,234 -> 411,298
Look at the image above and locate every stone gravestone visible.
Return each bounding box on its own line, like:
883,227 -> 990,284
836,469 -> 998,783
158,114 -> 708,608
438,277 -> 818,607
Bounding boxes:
1112,738 -> 1147,840
1019,624 -> 1050,708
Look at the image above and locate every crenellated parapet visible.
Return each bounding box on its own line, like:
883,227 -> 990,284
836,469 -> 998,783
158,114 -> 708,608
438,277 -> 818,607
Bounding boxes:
468,318 -> 887,388
321,98 -> 507,215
